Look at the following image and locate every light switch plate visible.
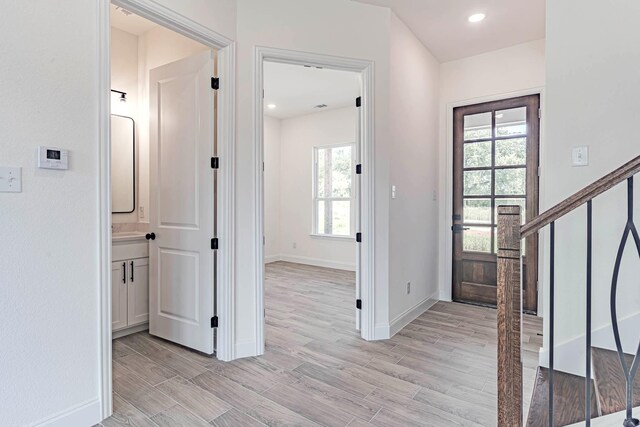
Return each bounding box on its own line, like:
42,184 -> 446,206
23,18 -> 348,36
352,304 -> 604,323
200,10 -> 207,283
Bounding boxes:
572,146 -> 589,167
0,166 -> 22,192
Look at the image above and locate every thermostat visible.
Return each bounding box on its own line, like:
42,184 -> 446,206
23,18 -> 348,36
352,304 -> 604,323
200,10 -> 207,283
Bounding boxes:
38,146 -> 69,170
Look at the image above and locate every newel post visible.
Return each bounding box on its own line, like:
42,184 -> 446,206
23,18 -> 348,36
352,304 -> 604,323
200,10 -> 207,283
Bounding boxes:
497,205 -> 523,427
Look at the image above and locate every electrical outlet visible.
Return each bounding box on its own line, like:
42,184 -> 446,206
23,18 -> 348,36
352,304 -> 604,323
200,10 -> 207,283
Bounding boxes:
406,282 -> 411,294
292,242 -> 297,249
432,190 -> 437,201
139,205 -> 145,219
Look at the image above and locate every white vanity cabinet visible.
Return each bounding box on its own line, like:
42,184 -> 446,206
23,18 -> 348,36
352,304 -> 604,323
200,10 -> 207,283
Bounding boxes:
112,234 -> 149,335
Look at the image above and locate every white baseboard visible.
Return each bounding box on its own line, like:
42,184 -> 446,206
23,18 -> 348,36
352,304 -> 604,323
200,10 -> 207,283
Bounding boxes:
539,310 -> 640,378
265,254 -> 280,264
374,292 -> 439,340
265,254 -> 356,271
30,398 -> 101,427
235,340 -> 259,359
112,322 -> 148,339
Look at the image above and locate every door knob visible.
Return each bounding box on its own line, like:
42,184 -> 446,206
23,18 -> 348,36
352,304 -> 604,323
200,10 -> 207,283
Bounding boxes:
145,232 -> 156,240
451,224 -> 470,233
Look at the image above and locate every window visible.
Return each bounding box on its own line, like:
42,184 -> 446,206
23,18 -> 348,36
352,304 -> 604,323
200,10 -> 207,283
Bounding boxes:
313,144 -> 355,237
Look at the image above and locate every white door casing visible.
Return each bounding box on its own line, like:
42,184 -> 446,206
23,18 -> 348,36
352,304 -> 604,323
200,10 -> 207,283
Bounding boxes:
149,50 -> 216,354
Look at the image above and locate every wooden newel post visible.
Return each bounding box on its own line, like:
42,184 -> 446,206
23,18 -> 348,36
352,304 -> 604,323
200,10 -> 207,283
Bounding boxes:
497,205 -> 523,427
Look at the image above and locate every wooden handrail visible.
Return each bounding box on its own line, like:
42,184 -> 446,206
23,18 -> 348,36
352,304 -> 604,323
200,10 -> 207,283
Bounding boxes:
521,155 -> 640,238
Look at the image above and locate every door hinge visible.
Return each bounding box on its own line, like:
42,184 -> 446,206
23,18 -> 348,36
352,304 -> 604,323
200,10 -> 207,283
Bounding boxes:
538,108 -> 541,119
211,77 -> 220,90
356,299 -> 362,310
537,166 -> 541,177
356,96 -> 362,108
356,164 -> 362,175
211,238 -> 219,250
211,157 -> 219,169
211,316 -> 218,328
355,232 -> 362,243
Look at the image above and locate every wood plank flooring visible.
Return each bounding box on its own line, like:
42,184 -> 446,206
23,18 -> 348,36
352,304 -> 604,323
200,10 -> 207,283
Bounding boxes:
100,261 -> 543,427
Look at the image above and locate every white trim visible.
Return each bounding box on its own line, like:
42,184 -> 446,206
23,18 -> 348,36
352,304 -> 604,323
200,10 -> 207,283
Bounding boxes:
97,0 -> 112,419
235,340 -> 259,359
112,322 -> 149,339
538,310 -> 640,378
254,46 -> 376,354
99,0 -> 236,421
438,87 -> 545,313
265,254 -> 356,272
30,398 -> 101,427
373,291 -> 439,340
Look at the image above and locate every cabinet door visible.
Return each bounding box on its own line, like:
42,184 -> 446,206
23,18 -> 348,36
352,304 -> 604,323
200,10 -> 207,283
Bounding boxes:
112,261 -> 128,331
127,258 -> 149,326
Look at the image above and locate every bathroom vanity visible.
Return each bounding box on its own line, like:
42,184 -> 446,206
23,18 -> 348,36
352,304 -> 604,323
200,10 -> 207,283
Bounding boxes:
112,232 -> 149,337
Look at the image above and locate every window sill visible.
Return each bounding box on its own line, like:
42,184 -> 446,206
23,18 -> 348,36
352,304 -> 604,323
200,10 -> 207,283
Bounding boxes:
309,233 -> 355,242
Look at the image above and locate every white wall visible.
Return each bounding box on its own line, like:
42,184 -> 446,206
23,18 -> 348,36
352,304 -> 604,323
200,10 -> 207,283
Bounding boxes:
542,0 -> 640,374
437,39 -> 546,301
136,25 -> 209,223
111,27 -> 140,224
275,107 -> 358,271
264,115 -> 281,260
0,1 -> 102,425
385,14 -> 441,333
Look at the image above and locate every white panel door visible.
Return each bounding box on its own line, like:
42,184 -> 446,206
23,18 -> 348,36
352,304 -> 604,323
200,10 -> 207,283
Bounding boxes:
127,258 -> 149,327
149,50 -> 215,354
112,261 -> 128,331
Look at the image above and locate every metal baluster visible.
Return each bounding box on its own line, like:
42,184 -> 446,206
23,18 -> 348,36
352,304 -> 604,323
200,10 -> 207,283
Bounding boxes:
549,221 -> 555,427
586,201 -> 592,426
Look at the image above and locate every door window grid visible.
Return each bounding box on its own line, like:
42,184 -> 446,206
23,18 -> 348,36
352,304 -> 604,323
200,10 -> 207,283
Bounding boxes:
462,108 -> 528,253
313,144 -> 355,237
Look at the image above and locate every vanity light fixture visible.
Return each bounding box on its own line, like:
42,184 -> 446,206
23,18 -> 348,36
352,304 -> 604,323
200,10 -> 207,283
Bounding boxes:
111,89 -> 127,103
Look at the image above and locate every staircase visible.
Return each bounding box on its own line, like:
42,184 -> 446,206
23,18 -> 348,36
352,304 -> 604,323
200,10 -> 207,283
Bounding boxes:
496,155 -> 640,427
526,347 -> 640,426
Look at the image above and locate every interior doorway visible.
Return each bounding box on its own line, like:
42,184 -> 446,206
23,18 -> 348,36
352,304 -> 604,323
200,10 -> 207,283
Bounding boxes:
262,61 -> 362,341
254,48 -> 376,349
99,0 -> 235,419
452,94 -> 540,313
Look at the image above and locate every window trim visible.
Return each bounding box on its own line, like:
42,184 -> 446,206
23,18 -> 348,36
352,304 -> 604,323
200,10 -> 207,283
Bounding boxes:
312,142 -> 356,238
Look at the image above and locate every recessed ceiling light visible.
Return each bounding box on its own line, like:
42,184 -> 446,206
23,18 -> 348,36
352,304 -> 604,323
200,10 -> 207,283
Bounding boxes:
468,13 -> 486,23
495,113 -> 504,119
267,104 -> 277,109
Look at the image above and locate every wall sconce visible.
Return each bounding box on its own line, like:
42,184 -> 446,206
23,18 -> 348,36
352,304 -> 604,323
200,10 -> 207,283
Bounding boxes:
111,89 -> 127,103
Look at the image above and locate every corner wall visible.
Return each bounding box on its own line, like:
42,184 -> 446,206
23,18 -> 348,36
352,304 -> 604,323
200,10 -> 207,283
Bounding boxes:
543,0 -> 640,375
275,107 -> 358,271
384,13 -> 441,336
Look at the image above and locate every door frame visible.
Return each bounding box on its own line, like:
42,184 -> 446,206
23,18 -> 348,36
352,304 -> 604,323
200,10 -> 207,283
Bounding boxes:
439,88 -> 546,315
97,0 -> 236,419
254,46 -> 376,351
451,95 -> 540,312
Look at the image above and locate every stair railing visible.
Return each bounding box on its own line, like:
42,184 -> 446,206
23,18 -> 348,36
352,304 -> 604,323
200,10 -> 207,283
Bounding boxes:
497,154 -> 640,427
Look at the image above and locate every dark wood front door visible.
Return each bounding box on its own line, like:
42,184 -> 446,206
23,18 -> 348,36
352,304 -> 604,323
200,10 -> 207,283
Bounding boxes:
452,95 -> 540,313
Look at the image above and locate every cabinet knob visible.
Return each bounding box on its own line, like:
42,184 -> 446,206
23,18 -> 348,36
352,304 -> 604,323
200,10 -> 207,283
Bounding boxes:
145,232 -> 156,241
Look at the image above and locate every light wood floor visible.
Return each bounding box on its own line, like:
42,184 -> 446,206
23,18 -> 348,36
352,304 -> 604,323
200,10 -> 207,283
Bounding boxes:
100,261 -> 542,427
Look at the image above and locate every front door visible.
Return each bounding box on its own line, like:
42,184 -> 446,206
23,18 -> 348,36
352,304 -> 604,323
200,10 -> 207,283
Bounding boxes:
452,95 -> 539,313
148,50 -> 217,354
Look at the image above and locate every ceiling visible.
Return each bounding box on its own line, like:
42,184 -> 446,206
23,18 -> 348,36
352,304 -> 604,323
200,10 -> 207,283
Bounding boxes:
110,4 -> 158,35
352,0 -> 545,62
264,62 -> 360,120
